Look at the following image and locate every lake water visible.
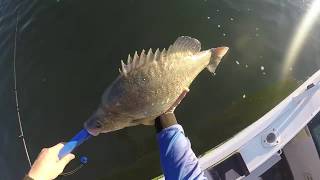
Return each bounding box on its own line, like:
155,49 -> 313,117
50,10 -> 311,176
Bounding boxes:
1,0 -> 320,179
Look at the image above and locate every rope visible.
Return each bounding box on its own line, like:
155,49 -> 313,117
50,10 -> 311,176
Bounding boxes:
13,9 -> 32,168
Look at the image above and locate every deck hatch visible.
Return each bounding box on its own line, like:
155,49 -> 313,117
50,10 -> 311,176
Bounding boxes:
203,152 -> 249,180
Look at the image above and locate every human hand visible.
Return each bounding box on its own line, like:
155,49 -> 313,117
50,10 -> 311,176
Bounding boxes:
27,143 -> 75,180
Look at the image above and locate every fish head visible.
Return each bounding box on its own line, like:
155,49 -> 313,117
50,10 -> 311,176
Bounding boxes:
84,106 -> 124,136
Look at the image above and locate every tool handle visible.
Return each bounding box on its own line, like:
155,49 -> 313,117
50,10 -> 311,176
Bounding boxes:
58,129 -> 91,159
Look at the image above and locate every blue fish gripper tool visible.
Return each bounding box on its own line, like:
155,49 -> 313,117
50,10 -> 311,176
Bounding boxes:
58,129 -> 92,159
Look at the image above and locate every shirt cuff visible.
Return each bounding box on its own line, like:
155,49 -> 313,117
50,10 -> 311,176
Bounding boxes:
156,124 -> 185,139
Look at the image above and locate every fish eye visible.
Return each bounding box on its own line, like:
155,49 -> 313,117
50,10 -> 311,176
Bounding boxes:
95,122 -> 102,129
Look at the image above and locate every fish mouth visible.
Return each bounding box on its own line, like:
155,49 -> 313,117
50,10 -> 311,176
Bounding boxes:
84,126 -> 100,136
84,121 -> 101,136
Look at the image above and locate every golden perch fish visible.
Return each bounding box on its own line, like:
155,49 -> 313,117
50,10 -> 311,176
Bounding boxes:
84,36 -> 229,135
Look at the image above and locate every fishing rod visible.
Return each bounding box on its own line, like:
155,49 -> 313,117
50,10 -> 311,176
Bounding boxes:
13,8 -> 91,176
13,5 -> 32,169
59,129 -> 91,176
58,129 -> 92,160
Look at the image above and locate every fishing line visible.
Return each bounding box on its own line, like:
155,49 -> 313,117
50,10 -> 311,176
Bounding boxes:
13,9 -> 32,168
60,156 -> 88,176
13,8 -> 87,176
61,164 -> 84,176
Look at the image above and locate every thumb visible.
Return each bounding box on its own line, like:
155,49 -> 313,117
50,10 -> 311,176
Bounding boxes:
58,153 -> 75,167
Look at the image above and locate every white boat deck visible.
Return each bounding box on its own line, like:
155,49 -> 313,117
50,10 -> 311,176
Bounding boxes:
199,69 -> 320,175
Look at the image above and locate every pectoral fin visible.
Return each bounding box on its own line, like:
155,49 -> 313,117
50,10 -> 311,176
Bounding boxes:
140,117 -> 156,125
129,116 -> 156,126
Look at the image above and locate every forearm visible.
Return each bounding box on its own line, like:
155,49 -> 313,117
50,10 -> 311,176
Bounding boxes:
156,115 -> 206,180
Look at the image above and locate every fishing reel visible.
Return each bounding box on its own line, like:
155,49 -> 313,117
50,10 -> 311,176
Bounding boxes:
59,129 -> 92,176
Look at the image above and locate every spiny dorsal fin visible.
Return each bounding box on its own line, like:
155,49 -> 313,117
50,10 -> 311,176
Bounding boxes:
160,48 -> 166,61
127,54 -> 132,66
120,48 -> 158,76
146,48 -> 153,61
119,36 -> 201,76
170,36 -> 201,55
120,60 -> 128,76
139,49 -> 146,67
132,51 -> 139,70
153,48 -> 160,61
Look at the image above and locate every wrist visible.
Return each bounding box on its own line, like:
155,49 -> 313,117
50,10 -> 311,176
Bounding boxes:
27,166 -> 49,180
23,175 -> 34,180
155,113 -> 177,133
27,171 -> 40,180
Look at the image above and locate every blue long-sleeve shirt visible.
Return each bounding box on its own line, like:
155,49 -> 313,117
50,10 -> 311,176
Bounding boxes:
157,124 -> 207,180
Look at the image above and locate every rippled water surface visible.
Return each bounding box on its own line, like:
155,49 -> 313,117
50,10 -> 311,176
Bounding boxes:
1,0 -> 320,179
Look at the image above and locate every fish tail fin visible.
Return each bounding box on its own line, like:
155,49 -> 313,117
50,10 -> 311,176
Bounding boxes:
207,47 -> 229,73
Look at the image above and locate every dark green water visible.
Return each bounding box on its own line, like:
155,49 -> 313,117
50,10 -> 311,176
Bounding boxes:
1,0 -> 320,179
